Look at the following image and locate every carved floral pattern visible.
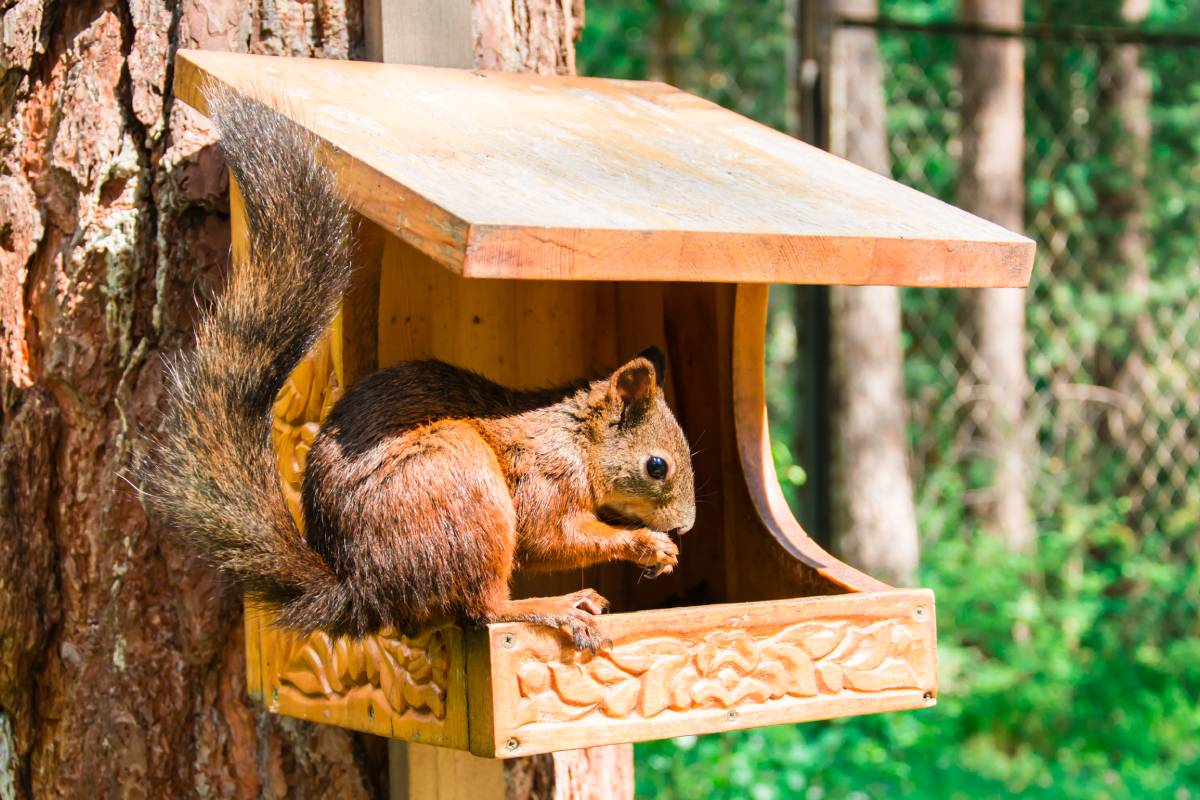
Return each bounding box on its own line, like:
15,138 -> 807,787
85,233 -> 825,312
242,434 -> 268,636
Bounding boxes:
278,627 -> 451,719
271,326 -> 341,520
509,618 -> 925,727
261,322 -> 451,725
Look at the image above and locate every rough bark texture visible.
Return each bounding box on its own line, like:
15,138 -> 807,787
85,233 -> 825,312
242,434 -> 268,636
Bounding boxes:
0,2 -> 388,798
507,746 -> 634,800
958,0 -> 1033,551
472,0 -> 584,75
826,0 -> 920,585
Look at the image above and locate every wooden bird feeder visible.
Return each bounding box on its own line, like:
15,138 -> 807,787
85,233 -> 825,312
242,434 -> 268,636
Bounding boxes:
175,50 -> 1034,758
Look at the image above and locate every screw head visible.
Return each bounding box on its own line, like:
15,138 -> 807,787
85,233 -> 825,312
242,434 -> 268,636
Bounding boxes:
271,688 -> 279,704
367,705 -> 375,720
506,738 -> 519,752
726,710 -> 738,722
914,607 -> 927,621
922,691 -> 935,703
502,634 -> 515,649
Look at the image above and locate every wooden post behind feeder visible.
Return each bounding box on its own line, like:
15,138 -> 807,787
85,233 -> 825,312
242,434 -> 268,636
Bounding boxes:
175,50 -> 1034,758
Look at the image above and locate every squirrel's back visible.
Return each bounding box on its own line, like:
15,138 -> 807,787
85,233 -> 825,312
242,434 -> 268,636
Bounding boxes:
140,90 -> 356,631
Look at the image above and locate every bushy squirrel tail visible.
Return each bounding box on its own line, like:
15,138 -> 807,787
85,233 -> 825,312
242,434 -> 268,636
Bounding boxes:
141,89 -> 354,632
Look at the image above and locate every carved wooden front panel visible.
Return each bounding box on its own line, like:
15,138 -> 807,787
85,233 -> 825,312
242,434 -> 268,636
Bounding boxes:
472,591 -> 937,757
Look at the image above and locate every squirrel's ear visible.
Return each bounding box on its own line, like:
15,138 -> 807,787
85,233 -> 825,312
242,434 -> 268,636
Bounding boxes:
638,346 -> 667,387
609,356 -> 658,414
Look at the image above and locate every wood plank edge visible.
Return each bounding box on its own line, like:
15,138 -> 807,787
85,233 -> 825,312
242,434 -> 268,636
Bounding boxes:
465,226 -> 1036,288
465,628 -> 499,757
484,588 -> 935,647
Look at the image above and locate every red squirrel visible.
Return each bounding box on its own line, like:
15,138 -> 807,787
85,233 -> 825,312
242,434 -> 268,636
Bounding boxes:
141,91 -> 696,652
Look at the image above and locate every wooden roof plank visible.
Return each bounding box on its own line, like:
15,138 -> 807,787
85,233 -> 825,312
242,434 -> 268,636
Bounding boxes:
174,49 -> 1035,287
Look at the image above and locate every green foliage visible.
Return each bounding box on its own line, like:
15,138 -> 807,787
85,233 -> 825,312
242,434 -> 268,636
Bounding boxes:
636,501 -> 1200,799
578,0 -> 793,131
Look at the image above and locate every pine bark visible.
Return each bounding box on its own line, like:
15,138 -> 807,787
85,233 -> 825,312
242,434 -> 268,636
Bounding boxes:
826,0 -> 920,585
0,1 -> 588,797
958,0 -> 1033,551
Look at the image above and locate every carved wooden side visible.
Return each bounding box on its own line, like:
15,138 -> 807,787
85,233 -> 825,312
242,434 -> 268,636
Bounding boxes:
250,607 -> 468,744
468,590 -> 937,757
270,323 -> 343,519
232,178 -> 468,746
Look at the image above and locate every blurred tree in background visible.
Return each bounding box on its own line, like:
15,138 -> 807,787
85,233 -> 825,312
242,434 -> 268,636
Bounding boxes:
580,1 -> 1200,797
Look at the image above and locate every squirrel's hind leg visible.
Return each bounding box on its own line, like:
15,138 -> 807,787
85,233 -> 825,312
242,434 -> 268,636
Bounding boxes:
471,588 -> 610,653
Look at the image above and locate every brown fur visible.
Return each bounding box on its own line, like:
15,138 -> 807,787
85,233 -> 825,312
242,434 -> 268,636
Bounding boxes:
140,92 -> 695,651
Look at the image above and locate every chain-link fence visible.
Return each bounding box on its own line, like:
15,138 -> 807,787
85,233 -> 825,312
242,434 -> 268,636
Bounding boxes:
577,3 -> 1200,540
846,19 -> 1200,538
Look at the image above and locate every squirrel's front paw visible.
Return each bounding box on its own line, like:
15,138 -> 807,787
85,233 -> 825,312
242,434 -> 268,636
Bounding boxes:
557,589 -> 610,652
631,529 -> 679,577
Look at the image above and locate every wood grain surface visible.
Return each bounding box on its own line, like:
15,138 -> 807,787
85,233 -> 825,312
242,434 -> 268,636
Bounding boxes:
174,49 -> 1034,287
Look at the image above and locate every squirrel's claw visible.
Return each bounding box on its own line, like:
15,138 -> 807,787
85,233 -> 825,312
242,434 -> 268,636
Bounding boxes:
562,610 -> 607,653
633,529 -> 679,578
542,589 -> 610,652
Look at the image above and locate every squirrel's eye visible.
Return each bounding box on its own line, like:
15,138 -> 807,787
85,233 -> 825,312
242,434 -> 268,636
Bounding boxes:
645,455 -> 669,480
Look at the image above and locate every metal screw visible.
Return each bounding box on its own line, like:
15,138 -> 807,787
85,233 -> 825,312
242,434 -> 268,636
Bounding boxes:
502,634 -> 515,649
272,688 -> 279,704
914,607 -> 927,621
922,692 -> 934,703
506,738 -> 519,752
726,710 -> 738,722
367,705 -> 375,720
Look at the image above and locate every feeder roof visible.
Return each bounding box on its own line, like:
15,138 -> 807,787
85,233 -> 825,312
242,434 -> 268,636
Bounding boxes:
176,50 -> 1034,287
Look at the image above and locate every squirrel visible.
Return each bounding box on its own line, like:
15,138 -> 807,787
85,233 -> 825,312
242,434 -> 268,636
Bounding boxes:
140,90 -> 696,652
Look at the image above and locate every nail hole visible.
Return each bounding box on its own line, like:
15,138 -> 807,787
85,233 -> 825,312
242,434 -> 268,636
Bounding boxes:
506,738 -> 519,751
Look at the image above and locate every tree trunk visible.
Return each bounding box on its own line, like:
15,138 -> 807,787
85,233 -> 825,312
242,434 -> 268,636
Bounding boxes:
0,0 -> 591,797
651,0 -> 681,85
958,0 -> 1033,551
0,5 -> 382,796
1097,0 -> 1151,487
825,0 -> 920,585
